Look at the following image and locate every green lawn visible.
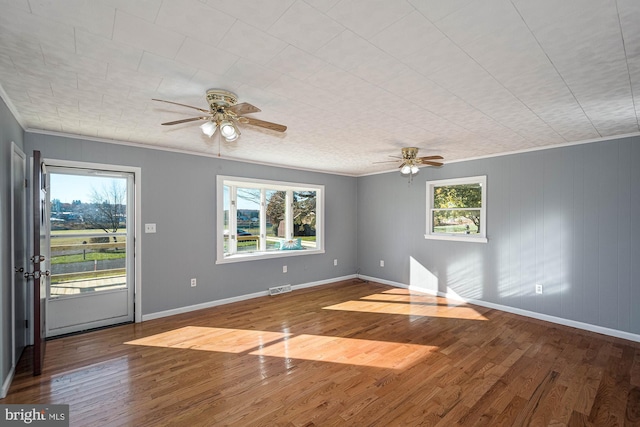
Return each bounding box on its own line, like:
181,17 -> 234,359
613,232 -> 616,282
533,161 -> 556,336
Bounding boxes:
51,251 -> 126,264
433,224 -> 479,234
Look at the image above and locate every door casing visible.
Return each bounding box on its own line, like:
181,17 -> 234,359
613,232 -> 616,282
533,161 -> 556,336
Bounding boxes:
11,144 -> 28,355
41,159 -> 143,329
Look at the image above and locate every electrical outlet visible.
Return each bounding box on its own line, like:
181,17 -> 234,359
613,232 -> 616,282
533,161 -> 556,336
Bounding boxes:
144,223 -> 156,233
333,259 -> 338,266
283,265 -> 287,273
191,278 -> 197,287
535,284 -> 543,294
380,260 -> 384,267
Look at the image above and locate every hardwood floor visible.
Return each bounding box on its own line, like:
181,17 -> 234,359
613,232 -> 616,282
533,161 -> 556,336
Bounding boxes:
3,279 -> 640,426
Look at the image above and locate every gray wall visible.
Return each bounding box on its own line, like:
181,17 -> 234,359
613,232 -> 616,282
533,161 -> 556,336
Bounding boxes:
357,136 -> 640,335
3,99 -> 639,397
24,133 -> 358,316
0,96 -> 24,392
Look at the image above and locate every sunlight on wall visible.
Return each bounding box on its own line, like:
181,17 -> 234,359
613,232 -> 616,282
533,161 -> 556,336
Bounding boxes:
125,326 -> 437,370
496,209 -> 572,299
409,255 -> 485,302
541,210 -> 572,297
409,256 -> 438,294
445,251 -> 484,300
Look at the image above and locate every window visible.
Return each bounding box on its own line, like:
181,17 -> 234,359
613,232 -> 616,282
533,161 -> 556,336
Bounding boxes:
426,176 -> 487,243
217,176 -> 324,263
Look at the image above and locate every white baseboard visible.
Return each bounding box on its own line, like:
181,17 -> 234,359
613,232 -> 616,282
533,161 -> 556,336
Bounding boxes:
1,365 -> 15,399
142,275 -> 357,322
358,275 -> 640,344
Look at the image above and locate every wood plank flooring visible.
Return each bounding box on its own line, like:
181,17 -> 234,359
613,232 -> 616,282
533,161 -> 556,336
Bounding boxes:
3,280 -> 640,426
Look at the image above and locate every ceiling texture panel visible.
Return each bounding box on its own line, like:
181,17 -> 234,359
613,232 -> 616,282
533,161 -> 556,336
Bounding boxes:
0,0 -> 638,175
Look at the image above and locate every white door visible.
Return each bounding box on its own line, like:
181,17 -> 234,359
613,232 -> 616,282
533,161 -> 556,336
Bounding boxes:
46,166 -> 135,337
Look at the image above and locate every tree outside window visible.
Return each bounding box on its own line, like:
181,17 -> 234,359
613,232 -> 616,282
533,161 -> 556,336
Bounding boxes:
218,176 -> 323,262
426,176 -> 487,243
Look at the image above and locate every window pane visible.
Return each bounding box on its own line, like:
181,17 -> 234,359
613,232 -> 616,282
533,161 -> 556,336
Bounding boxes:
49,173 -> 128,297
236,188 -> 260,253
432,209 -> 481,234
265,190 -> 285,251
223,185 -> 230,255
218,176 -> 324,261
50,233 -> 127,297
293,190 -> 316,249
433,183 -> 482,209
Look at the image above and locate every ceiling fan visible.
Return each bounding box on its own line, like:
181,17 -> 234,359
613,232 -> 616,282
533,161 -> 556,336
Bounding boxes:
376,147 -> 444,175
152,89 -> 287,142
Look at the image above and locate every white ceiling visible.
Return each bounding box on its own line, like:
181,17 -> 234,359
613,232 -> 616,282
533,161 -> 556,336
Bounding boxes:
1,0 -> 639,176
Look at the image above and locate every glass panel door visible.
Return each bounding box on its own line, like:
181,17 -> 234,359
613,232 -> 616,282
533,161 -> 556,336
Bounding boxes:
46,167 -> 134,336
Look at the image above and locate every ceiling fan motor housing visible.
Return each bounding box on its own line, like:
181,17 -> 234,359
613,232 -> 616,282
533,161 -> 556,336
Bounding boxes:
206,89 -> 238,110
402,147 -> 419,160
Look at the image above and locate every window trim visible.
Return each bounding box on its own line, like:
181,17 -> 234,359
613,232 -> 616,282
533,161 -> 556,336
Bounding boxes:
425,175 -> 487,243
216,175 -> 324,264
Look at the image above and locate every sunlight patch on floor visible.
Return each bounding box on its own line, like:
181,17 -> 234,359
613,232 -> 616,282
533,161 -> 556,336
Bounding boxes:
125,326 -> 436,369
125,326 -> 289,353
253,334 -> 436,369
323,291 -> 488,320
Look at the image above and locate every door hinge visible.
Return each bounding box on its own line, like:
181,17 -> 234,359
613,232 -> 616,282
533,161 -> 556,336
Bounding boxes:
31,255 -> 45,264
25,179 -> 28,188
24,271 -> 41,280
25,320 -> 29,329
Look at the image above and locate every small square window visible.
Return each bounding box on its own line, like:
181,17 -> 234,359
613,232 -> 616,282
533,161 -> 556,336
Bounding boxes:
426,176 -> 487,243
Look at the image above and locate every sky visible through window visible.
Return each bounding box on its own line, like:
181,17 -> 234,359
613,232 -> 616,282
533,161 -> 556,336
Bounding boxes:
50,174 -> 125,204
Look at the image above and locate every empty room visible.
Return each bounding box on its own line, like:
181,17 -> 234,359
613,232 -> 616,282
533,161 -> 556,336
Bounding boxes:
1,1 -> 639,425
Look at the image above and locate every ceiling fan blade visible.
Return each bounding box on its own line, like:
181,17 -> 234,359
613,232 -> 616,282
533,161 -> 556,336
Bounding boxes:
398,162 -> 407,169
161,116 -> 209,126
373,160 -> 400,164
421,160 -> 444,167
152,99 -> 210,114
227,102 -> 261,115
243,117 -> 287,132
418,155 -> 444,160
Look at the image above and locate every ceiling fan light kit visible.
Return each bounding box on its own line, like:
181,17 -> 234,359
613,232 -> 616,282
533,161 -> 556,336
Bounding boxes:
200,121 -> 216,137
219,120 -> 239,140
375,146 -> 444,181
153,89 -> 286,144
400,147 -> 421,176
400,164 -> 419,175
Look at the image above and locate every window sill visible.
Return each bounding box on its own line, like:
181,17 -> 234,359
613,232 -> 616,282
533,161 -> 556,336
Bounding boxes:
216,248 -> 325,264
424,234 -> 488,243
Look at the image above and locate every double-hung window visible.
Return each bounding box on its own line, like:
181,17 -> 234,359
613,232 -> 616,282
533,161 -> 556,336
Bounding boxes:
426,175 -> 487,243
217,176 -> 324,263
